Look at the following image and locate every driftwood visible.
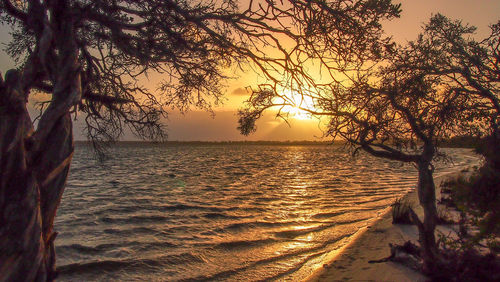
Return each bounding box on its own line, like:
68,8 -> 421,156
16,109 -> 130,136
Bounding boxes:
368,241 -> 422,271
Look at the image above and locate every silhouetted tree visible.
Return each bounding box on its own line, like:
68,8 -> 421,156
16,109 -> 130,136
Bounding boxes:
390,14 -> 500,167
239,14 -> 498,273
0,0 -> 401,280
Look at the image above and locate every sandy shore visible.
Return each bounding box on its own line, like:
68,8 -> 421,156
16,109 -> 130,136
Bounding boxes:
305,168 -> 472,282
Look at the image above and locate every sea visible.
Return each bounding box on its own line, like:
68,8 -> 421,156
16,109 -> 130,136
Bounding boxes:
55,143 -> 479,281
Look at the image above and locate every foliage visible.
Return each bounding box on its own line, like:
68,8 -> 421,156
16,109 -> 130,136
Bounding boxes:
437,230 -> 500,281
441,166 -> 500,252
391,197 -> 413,224
433,246 -> 499,282
437,135 -> 482,148
434,163 -> 500,281
436,206 -> 454,225
238,13 -> 500,273
475,134 -> 500,172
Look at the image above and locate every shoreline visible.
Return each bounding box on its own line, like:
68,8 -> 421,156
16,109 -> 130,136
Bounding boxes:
304,165 -> 475,282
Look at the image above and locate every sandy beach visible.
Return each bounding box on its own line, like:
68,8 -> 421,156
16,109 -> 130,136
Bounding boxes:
305,168 -> 473,282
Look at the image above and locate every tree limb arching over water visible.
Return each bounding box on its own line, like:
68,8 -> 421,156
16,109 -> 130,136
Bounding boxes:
239,14 -> 499,274
0,0 -> 401,281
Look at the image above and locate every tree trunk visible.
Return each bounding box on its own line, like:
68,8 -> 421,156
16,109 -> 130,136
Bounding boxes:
0,87 -> 44,281
413,160 -> 441,273
1,3 -> 80,280
0,79 -> 73,281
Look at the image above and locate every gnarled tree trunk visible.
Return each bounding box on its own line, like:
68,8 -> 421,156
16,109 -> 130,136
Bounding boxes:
0,2 -> 81,279
0,81 -> 44,281
411,159 -> 442,273
0,75 -> 74,281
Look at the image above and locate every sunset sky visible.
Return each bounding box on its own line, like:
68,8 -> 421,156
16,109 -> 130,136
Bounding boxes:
1,0 -> 499,141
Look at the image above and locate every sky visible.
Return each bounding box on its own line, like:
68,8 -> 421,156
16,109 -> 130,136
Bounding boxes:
1,0 -> 500,141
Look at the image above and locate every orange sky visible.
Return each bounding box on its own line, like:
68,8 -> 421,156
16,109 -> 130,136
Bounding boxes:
1,0 -> 499,141
176,0 -> 500,141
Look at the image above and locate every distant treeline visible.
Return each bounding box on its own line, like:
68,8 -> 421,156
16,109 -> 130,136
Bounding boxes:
75,138 -> 480,148
74,140 -> 341,146
437,136 -> 482,148
74,140 -> 336,146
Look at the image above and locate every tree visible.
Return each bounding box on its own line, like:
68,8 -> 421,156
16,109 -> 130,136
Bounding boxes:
238,14 -> 497,273
394,14 -> 500,167
0,0 -> 400,280
368,18 -> 500,270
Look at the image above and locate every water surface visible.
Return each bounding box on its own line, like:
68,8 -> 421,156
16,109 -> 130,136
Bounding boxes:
56,143 -> 478,281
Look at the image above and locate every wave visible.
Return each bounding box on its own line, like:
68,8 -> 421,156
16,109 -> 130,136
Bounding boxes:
57,239 -> 177,255
215,220 -> 289,233
201,212 -> 241,219
311,211 -> 344,219
58,252 -> 204,275
57,244 -> 108,255
156,203 -> 229,212
103,226 -> 158,235
213,238 -> 277,250
273,225 -> 329,238
99,214 -> 169,224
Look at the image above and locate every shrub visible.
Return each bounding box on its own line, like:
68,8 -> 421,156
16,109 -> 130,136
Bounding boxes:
392,197 -> 413,224
435,162 -> 500,281
432,248 -> 500,282
436,206 -> 454,225
448,167 -> 500,243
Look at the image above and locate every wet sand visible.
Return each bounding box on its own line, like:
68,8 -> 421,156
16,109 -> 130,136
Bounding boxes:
305,169 -> 471,282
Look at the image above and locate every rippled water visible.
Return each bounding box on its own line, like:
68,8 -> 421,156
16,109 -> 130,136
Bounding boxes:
55,143 -> 478,281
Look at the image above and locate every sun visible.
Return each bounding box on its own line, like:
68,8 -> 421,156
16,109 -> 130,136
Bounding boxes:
277,90 -> 316,120
285,105 -> 312,120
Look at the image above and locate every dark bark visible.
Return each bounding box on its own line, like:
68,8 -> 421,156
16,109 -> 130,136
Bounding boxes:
0,86 -> 44,281
0,78 -> 73,281
35,113 -> 74,281
412,159 -> 442,273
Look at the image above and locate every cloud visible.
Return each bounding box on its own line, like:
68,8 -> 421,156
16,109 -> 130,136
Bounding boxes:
230,87 -> 251,96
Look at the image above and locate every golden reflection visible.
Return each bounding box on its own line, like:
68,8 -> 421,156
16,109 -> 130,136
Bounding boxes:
269,148 -> 324,258
281,227 -> 317,254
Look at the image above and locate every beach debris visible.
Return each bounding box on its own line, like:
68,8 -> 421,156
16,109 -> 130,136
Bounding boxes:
368,241 -> 421,271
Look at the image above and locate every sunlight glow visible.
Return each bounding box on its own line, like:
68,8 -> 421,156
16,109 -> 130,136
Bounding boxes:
277,90 -> 316,120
